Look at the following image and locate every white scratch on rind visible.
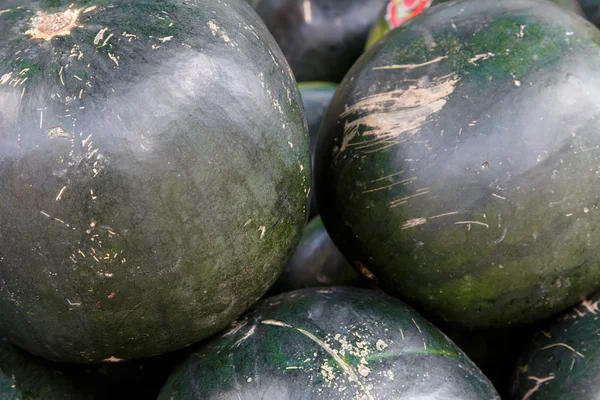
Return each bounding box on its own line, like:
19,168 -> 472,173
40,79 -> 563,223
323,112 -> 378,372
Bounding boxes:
233,325 -> 256,347
373,56 -> 448,70
429,211 -> 459,219
0,72 -> 12,85
108,52 -> 119,67
540,343 -> 584,358
94,27 -> 108,45
101,33 -> 114,47
402,218 -> 427,230
411,318 -> 422,334
303,0 -> 313,23
261,320 -> 373,399
339,74 -> 458,154
522,376 -> 555,400
455,221 -> 489,228
56,186 -> 68,201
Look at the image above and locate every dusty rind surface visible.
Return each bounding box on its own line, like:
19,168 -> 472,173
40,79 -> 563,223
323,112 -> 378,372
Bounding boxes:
298,82 -> 337,216
248,0 -> 389,82
366,0 -> 584,50
158,287 -> 500,400
0,0 -> 310,363
315,0 -> 600,329
512,293 -> 600,400
0,338 -> 88,399
268,216 -> 363,295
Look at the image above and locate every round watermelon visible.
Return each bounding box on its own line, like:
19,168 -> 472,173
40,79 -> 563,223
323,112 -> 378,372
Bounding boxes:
315,0 -> 600,329
512,293 -> 600,400
0,0 -> 310,363
268,216 -> 363,295
249,0 -> 389,82
159,287 -> 501,399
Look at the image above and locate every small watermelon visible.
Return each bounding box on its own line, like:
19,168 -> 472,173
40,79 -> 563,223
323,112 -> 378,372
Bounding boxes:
159,287 -> 501,399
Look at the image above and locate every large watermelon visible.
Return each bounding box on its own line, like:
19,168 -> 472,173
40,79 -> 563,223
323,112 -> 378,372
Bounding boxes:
0,0 -> 310,363
315,0 -> 600,329
249,0 -> 389,82
159,287 -> 501,399
512,293 -> 600,400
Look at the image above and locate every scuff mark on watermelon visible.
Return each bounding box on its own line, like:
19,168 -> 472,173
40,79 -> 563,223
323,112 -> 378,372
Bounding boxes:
339,73 -> 458,154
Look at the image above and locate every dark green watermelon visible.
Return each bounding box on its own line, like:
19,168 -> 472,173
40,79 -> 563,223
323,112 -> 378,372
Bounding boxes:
56,347 -> 187,400
580,0 -> 600,25
512,293 -> 600,400
159,287 -> 501,399
268,216 -> 363,295
0,338 -> 88,399
0,0 -> 310,363
366,0 -> 584,49
315,0 -> 600,329
249,0 -> 389,82
298,82 -> 337,216
441,325 -> 536,399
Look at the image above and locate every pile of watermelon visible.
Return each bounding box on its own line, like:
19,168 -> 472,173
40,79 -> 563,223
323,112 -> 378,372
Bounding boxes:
2,0 -> 600,398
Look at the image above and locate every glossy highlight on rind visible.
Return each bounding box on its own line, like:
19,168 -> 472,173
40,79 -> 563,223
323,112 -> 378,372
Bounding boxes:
158,287 -> 500,400
0,0 -> 310,363
315,0 -> 600,329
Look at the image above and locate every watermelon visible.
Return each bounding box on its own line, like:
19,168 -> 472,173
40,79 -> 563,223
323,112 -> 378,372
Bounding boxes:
366,0 -> 584,49
158,287 -> 501,399
580,0 -> 600,26
512,293 -> 600,400
0,0 -> 310,363
57,348 -> 187,400
268,216 -> 363,295
0,338 -> 88,399
249,0 -> 389,82
298,82 -> 337,216
315,0 -> 600,329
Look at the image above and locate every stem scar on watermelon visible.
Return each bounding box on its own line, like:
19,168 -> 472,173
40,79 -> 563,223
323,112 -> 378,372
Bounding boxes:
0,0 -> 310,363
26,8 -> 82,40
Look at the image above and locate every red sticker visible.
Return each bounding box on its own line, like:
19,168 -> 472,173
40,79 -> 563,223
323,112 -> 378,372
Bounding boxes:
386,0 -> 433,28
